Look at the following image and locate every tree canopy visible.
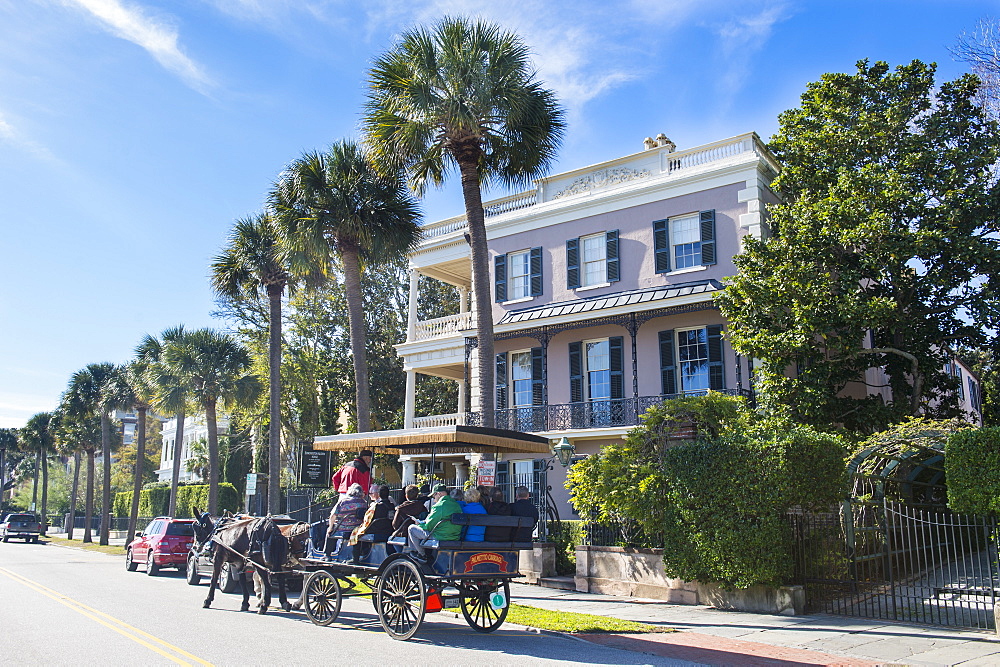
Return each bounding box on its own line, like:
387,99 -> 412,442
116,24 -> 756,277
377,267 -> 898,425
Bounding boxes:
717,60 -> 1000,432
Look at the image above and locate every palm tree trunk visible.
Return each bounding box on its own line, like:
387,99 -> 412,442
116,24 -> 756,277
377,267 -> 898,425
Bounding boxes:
342,246 -> 372,433
267,283 -> 283,515
457,156 -> 496,428
31,449 -> 40,510
40,452 -> 48,535
126,405 -> 147,543
83,448 -> 95,543
168,410 -> 186,517
68,451 -> 80,540
0,447 -> 6,505
206,400 -> 220,514
100,413 -> 111,545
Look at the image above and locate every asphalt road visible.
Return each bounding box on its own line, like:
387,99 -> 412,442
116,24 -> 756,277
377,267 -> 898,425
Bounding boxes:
0,540 -> 685,666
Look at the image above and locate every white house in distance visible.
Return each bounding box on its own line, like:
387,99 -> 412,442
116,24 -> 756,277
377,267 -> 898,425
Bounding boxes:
395,131 -> 984,516
155,415 -> 230,483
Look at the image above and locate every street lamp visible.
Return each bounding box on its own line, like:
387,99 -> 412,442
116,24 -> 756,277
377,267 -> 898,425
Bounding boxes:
550,437 -> 576,467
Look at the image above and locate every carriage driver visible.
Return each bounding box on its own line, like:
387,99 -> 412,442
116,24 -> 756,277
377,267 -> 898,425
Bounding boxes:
406,484 -> 462,558
332,450 -> 374,501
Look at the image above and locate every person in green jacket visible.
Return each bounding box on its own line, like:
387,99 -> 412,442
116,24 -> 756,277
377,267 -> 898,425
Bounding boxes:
407,484 -> 462,557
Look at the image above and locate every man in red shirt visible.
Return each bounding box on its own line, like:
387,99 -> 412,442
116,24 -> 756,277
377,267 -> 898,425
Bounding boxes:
332,450 -> 373,500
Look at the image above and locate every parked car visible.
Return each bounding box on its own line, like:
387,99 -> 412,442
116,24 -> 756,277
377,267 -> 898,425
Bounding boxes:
125,517 -> 195,576
1,513 -> 42,543
186,514 -> 302,593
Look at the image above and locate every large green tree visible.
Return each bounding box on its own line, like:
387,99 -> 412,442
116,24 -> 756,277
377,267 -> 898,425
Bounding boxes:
212,212 -> 292,514
272,139 -> 420,434
20,412 -> 53,529
164,328 -> 260,513
717,60 -> 1000,432
364,16 -> 565,428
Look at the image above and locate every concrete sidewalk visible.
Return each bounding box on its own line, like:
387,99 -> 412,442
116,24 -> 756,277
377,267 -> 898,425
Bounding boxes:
511,583 -> 1000,666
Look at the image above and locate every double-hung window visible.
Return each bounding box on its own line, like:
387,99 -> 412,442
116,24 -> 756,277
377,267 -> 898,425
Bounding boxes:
581,234 -> 607,287
510,350 -> 534,407
653,210 -> 717,273
659,326 -> 725,395
496,348 -> 545,430
566,231 -> 620,289
585,340 -> 611,401
495,247 -> 543,302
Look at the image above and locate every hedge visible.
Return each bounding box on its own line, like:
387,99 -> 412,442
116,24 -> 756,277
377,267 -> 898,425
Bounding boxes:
114,484 -> 241,518
947,427 -> 1000,514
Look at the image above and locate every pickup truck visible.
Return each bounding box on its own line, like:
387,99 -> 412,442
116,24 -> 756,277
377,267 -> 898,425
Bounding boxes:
1,513 -> 42,543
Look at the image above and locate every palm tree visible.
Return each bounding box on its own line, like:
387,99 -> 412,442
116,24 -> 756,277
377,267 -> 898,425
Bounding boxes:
364,16 -> 565,428
0,428 -> 16,507
137,326 -> 191,517
108,361 -> 154,544
212,212 -> 292,515
65,363 -> 117,544
21,412 -> 54,533
52,404 -> 97,540
272,139 -> 421,433
164,328 -> 261,513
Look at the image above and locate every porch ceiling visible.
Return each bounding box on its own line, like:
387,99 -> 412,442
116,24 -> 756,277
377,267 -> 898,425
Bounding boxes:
418,258 -> 471,288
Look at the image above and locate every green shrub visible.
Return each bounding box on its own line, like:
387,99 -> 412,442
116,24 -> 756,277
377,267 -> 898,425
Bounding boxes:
568,395 -> 846,589
114,484 -> 240,518
548,520 -> 586,575
947,427 -> 1000,513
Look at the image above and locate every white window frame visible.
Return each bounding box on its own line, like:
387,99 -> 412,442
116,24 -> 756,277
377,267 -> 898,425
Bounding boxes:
507,249 -> 531,300
580,233 -> 607,287
670,213 -> 702,270
675,326 -> 711,393
583,337 -> 611,402
509,349 -> 534,407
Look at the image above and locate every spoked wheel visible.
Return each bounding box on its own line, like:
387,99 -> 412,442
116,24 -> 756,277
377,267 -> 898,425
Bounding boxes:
376,558 -> 426,641
303,571 -> 342,627
460,579 -> 510,633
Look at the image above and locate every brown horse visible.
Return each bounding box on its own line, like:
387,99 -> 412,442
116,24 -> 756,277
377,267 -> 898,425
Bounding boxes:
192,510 -> 295,614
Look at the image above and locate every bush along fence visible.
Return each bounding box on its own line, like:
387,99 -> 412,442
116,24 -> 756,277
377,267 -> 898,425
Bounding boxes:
113,483 -> 240,519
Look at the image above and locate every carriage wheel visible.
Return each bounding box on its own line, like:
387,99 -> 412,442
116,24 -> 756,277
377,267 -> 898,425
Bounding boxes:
460,580 -> 510,633
303,571 -> 342,627
375,559 -> 426,641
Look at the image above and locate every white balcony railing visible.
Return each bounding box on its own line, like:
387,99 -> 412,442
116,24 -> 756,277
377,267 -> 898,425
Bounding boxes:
665,136 -> 753,173
412,413 -> 464,428
422,190 -> 538,240
410,311 -> 475,342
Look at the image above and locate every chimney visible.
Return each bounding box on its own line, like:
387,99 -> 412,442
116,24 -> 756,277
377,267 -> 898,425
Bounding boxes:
643,137 -> 657,151
655,133 -> 676,152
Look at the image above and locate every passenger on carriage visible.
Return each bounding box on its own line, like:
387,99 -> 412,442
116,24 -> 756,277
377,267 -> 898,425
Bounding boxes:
510,485 -> 539,542
349,484 -> 395,546
485,489 -> 513,542
461,487 -> 487,542
392,484 -> 428,532
406,484 -> 461,558
327,483 -> 367,556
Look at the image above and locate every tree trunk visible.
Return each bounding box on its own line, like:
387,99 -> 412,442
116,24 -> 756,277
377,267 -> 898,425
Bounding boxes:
0,447 -> 6,505
40,452 -> 48,535
83,448 -> 95,543
68,451 -> 80,540
267,283 -> 283,515
168,410 -> 186,517
100,413 -> 111,546
126,405 -> 147,544
457,156 -> 496,428
31,449 -> 40,510
206,400 -> 220,514
342,246 -> 372,433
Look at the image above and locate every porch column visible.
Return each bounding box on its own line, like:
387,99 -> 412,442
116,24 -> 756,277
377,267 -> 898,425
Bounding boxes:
407,268 -> 420,339
457,379 -> 467,423
459,286 -> 469,314
404,368 -> 416,428
454,462 -> 469,487
401,458 -> 417,486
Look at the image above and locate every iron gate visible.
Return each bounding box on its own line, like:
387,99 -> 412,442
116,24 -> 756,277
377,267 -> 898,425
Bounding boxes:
789,501 -> 1000,630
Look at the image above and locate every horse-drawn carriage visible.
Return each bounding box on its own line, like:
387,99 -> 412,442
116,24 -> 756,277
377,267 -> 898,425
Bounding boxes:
195,426 -> 551,642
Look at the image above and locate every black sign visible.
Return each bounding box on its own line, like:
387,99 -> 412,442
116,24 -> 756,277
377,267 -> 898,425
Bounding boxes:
298,450 -> 331,487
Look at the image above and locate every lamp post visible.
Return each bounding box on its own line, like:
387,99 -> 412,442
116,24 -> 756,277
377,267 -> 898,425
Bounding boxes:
550,436 -> 576,467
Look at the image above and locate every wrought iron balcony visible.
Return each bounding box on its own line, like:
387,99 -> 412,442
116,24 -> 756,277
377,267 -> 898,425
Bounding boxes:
463,389 -> 753,433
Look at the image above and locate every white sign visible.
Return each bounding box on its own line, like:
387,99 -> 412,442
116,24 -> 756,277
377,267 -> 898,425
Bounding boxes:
476,460 -> 496,487
245,473 -> 257,495
489,590 -> 508,610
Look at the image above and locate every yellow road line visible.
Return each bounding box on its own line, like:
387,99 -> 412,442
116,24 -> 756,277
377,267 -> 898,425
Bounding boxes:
0,566 -> 213,666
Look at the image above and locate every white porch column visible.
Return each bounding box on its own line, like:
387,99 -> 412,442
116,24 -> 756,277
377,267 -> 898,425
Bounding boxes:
457,379 -> 467,422
404,368 -> 416,429
407,268 -> 420,339
454,462 -> 469,487
459,286 -> 470,314
401,458 -> 417,486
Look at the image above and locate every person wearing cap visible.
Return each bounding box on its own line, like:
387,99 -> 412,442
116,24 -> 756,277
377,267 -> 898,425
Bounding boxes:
332,450 -> 374,501
407,484 -> 461,557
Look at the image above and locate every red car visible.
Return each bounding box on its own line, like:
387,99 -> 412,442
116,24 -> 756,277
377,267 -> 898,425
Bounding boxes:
125,517 -> 195,576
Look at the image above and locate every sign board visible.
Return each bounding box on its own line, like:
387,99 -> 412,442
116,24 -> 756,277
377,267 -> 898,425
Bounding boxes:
245,473 -> 257,495
298,450 -> 331,487
476,460 -> 496,487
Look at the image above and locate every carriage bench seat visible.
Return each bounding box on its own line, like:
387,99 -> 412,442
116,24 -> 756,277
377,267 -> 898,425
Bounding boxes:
387,513 -> 537,551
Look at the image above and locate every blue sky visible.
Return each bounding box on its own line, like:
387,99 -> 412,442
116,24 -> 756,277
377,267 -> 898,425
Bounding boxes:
0,0 -> 995,428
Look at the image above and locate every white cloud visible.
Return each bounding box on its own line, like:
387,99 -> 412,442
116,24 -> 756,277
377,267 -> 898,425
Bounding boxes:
64,0 -> 213,93
712,3 -> 790,113
0,110 -> 62,164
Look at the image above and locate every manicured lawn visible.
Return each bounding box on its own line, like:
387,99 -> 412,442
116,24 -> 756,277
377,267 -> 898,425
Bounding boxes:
505,604 -> 670,634
43,535 -> 126,557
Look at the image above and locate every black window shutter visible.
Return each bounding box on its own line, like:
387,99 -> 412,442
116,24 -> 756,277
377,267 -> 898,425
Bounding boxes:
529,247 -> 543,297
569,342 -> 583,403
495,353 -> 508,409
496,461 -> 510,500
531,347 -> 544,406
566,238 -> 580,289
606,230 -> 620,282
659,330 -> 676,395
653,219 -> 670,273
494,254 -> 507,302
707,325 -> 725,390
609,336 -> 624,399
700,210 -> 717,266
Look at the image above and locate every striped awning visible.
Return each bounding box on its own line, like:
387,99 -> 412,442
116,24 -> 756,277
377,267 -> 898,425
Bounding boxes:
312,425 -> 551,456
